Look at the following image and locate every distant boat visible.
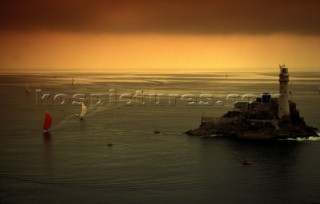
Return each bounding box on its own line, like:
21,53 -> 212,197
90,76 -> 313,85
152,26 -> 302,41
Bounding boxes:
153,130 -> 161,134
43,111 -> 52,134
241,160 -> 251,166
25,84 -> 31,93
79,102 -> 87,120
72,78 -> 75,85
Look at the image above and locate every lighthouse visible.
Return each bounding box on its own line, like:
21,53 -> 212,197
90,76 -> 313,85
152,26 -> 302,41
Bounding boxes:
278,64 -> 290,118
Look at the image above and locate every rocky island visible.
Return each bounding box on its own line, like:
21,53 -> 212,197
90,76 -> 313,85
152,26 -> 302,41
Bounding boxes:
186,65 -> 318,140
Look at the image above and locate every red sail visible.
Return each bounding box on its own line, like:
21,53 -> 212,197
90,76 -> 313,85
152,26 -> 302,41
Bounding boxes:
43,112 -> 52,131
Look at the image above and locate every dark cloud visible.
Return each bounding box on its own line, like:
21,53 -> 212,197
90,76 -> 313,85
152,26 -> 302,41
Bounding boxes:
0,0 -> 319,35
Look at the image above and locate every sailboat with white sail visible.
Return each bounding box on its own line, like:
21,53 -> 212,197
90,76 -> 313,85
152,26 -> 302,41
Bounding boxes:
79,102 -> 87,120
75,102 -> 87,120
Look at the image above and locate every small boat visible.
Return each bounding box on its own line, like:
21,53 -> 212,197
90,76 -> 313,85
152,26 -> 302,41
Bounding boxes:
153,131 -> 161,134
241,160 -> 252,165
79,102 -> 87,120
107,143 -> 113,147
25,84 -> 31,93
42,111 -> 52,135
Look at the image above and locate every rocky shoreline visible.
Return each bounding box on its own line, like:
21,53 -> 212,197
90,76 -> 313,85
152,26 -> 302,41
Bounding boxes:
185,101 -> 318,140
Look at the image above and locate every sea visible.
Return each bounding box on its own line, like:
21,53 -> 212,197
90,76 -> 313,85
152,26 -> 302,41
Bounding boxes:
0,70 -> 319,204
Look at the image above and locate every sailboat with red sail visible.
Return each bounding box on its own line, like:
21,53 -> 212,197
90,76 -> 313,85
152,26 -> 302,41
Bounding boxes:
43,111 -> 52,134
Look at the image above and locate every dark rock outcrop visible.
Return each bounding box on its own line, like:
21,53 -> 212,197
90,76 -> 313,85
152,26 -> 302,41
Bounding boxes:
186,99 -> 318,140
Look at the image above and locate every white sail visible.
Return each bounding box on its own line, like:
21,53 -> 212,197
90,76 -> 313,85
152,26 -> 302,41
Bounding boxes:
80,102 -> 87,118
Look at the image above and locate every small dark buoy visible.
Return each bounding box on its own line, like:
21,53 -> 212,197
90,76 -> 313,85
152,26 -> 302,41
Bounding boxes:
241,160 -> 252,166
107,143 -> 113,147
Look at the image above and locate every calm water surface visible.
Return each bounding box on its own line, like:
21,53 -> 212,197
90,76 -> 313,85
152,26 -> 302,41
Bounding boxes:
0,72 -> 319,203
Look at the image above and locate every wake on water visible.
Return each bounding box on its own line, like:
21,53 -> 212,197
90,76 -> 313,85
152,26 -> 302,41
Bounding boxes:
52,105 -> 116,130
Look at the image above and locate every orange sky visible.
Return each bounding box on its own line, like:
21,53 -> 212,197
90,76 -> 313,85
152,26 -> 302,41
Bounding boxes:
0,32 -> 320,72
0,0 -> 319,72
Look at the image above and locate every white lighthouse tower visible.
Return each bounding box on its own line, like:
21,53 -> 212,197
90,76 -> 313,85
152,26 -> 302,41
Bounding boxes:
278,64 -> 290,118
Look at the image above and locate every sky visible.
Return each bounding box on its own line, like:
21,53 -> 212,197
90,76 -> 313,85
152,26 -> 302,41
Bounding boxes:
0,0 -> 319,72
